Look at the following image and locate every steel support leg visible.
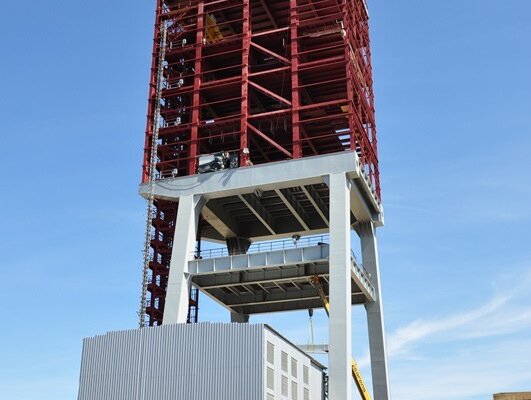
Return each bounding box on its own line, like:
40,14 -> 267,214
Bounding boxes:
359,222 -> 391,400
163,194 -> 203,324
328,172 -> 352,400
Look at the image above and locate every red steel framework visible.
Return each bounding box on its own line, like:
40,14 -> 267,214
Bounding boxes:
141,0 -> 380,326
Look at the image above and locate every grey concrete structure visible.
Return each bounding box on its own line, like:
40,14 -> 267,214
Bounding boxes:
328,172 -> 353,400
359,222 -> 390,400
139,151 -> 382,243
139,151 -> 390,400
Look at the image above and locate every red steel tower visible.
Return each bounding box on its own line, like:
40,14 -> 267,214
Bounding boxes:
141,0 -> 380,328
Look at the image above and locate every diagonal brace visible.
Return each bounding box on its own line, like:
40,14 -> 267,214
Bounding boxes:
247,123 -> 293,158
250,41 -> 291,65
249,80 -> 292,106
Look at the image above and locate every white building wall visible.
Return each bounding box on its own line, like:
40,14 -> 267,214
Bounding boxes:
263,328 -> 324,400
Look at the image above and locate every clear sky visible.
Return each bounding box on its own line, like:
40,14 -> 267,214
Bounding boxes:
1,1 -> 530,399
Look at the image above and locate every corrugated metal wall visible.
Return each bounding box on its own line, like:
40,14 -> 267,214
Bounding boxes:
78,323 -> 264,400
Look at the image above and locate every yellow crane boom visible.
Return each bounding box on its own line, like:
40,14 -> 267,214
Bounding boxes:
310,276 -> 372,400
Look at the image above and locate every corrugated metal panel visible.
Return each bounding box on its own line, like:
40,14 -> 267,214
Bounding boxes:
78,323 -> 263,400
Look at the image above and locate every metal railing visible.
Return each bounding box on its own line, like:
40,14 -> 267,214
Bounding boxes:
193,235 -> 373,285
351,249 -> 372,286
197,235 -> 330,259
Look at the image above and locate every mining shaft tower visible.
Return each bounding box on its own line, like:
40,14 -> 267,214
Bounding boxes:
137,0 -> 390,399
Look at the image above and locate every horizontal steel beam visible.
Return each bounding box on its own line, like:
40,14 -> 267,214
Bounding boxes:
238,193 -> 276,235
223,289 -> 366,308
140,152 -> 358,200
192,263 -> 330,288
275,188 -> 311,231
232,293 -> 368,315
301,185 -> 329,227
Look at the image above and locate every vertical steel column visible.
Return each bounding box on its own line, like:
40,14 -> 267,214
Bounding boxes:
163,195 -> 203,324
188,2 -> 205,175
328,172 -> 353,400
359,221 -> 391,400
290,0 -> 301,159
240,0 -> 251,166
343,0 -> 357,152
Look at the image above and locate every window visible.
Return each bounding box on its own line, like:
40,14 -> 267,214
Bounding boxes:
267,394 -> 275,400
281,375 -> 288,396
267,342 -> 275,364
291,357 -> 297,378
291,381 -> 298,400
303,365 -> 309,385
267,367 -> 275,390
281,351 -> 288,373
303,388 -> 310,400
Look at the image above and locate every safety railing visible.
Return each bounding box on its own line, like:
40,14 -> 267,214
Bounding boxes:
193,235 -> 373,285
351,249 -> 372,285
197,235 -> 330,259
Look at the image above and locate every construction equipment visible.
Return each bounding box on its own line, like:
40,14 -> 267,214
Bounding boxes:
197,151 -> 239,174
310,276 -> 372,400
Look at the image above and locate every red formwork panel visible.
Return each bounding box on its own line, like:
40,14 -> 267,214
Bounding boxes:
141,0 -> 380,326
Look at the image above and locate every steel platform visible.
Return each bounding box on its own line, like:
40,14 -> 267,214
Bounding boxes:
188,243 -> 375,314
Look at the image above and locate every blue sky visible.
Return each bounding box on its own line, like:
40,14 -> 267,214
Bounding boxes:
1,1 -> 530,399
